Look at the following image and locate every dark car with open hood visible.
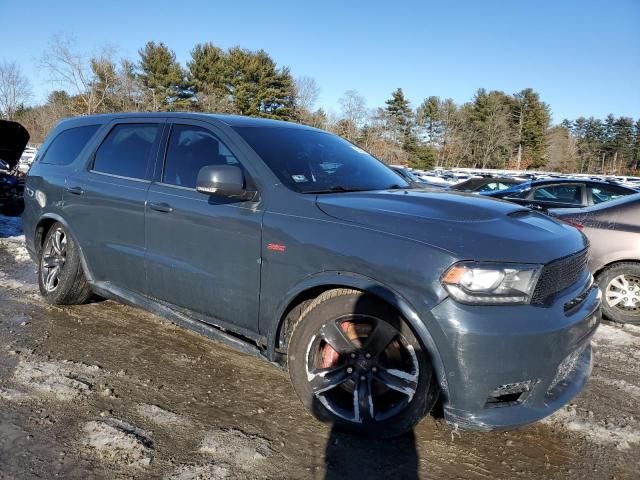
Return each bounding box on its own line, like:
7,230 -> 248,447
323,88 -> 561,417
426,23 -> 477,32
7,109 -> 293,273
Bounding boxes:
0,120 -> 29,215
19,113 -> 600,437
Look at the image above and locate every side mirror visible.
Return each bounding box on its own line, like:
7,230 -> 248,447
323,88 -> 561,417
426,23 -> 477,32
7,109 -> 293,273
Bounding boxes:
196,165 -> 246,197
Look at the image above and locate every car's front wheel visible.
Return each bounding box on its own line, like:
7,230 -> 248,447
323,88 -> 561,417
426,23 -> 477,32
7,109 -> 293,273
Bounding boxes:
288,289 -> 438,437
598,262 -> 640,325
38,222 -> 92,305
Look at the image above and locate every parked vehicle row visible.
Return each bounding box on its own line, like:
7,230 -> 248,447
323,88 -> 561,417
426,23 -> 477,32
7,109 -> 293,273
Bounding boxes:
13,113 -> 601,437
480,177 -> 637,212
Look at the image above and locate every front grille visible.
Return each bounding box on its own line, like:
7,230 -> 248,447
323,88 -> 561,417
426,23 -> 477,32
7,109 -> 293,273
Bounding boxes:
531,248 -> 588,304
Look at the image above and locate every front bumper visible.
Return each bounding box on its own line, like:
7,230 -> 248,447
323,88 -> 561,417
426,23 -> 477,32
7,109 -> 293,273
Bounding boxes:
427,277 -> 601,431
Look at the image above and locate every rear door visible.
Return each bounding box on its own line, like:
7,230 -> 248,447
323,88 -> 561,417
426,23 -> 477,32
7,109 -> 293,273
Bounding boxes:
144,119 -> 263,333
64,118 -> 165,294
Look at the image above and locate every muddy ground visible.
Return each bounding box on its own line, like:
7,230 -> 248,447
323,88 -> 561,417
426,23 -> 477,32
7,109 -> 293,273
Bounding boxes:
0,215 -> 639,480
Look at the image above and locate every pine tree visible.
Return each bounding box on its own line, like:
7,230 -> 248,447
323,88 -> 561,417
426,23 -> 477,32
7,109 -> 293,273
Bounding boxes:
385,88 -> 417,155
416,96 -> 442,145
513,89 -> 550,168
138,41 -> 189,111
224,47 -> 295,120
187,42 -> 230,112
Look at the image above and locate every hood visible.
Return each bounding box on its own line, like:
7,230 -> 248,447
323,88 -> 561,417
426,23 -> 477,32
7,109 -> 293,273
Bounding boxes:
316,189 -> 587,264
0,120 -> 30,169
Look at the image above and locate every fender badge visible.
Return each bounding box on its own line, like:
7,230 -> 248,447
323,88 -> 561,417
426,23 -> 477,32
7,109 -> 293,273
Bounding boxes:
267,243 -> 287,252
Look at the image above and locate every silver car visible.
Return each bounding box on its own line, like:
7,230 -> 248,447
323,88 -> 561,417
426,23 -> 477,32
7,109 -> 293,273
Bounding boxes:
550,193 -> 640,324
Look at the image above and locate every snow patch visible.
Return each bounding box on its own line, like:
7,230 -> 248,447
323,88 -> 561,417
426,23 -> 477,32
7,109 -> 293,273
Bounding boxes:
593,376 -> 640,398
83,419 -> 153,467
544,406 -> 640,450
0,216 -> 37,292
166,464 -> 230,480
10,359 -> 101,401
0,387 -> 31,402
137,404 -> 189,426
593,324 -> 640,348
199,429 -> 272,471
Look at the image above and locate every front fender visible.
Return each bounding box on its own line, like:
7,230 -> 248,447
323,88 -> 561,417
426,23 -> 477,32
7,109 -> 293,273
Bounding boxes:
265,270 -> 449,398
591,252 -> 640,276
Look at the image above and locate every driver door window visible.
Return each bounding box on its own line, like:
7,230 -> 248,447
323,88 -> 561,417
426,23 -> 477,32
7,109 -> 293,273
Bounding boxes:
162,124 -> 240,189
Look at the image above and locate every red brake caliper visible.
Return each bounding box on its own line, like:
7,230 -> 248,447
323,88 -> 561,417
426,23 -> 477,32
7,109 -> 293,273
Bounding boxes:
321,322 -> 354,369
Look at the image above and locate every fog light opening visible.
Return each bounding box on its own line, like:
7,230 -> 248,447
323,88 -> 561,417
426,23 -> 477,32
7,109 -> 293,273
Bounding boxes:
485,380 -> 536,408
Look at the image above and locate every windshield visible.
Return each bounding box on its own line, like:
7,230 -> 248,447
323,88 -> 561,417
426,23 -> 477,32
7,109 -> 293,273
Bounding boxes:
233,126 -> 409,193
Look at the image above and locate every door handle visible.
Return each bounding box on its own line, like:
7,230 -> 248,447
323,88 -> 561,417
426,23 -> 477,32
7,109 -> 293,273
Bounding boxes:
148,201 -> 173,213
65,186 -> 84,195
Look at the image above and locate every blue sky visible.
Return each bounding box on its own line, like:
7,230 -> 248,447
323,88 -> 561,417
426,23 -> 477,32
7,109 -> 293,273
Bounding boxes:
1,0 -> 638,123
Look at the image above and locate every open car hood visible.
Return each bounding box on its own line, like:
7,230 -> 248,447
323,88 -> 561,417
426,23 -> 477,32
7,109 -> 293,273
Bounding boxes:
0,120 -> 30,169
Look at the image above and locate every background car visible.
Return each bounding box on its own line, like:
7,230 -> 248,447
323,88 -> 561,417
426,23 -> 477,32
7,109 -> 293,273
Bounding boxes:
390,166 -> 447,189
549,193 -> 640,324
0,165 -> 24,216
481,178 -> 638,211
449,175 -> 526,193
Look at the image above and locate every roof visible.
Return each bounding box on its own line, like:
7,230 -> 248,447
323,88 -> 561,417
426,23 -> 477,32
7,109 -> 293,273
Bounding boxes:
55,112 -> 319,131
528,177 -> 638,190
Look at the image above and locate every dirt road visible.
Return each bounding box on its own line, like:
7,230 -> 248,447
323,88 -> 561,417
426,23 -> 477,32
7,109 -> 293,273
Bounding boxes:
0,215 -> 639,479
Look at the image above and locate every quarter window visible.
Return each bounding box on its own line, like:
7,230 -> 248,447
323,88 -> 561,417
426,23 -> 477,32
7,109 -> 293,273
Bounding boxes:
40,125 -> 101,166
162,124 -> 240,189
93,124 -> 160,179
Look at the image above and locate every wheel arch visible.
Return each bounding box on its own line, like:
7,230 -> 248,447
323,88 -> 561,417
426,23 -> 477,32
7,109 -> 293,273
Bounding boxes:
34,213 -> 94,282
267,272 -> 449,399
594,258 -> 640,279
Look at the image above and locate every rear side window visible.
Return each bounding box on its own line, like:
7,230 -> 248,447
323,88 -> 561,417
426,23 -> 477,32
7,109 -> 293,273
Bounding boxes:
93,124 -> 160,179
163,124 -> 241,189
591,186 -> 626,204
533,185 -> 582,204
40,125 -> 100,166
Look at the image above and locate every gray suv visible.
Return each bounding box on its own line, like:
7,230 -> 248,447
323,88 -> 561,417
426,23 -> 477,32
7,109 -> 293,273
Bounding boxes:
22,113 -> 601,436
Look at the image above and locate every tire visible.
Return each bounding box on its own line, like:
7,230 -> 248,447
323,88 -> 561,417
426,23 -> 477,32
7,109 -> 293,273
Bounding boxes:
38,222 -> 92,305
596,262 -> 640,325
287,288 -> 438,437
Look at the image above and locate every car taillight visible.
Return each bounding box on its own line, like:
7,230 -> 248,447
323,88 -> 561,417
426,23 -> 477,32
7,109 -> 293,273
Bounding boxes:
561,219 -> 583,230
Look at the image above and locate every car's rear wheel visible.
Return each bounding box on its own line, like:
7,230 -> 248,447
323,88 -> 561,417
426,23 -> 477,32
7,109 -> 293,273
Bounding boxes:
597,262 -> 640,325
288,289 -> 438,437
38,222 -> 92,305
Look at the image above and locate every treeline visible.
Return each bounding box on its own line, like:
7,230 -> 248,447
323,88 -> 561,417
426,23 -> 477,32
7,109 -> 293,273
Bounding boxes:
3,36 -> 640,174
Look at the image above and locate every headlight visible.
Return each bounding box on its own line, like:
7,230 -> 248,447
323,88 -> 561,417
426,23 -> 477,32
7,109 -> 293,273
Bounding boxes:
441,262 -> 542,305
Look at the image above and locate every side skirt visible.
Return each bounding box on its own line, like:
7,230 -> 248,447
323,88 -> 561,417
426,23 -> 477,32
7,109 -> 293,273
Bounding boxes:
90,281 -> 271,362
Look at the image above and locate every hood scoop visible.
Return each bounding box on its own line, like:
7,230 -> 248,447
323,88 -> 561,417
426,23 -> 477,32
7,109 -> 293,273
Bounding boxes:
507,209 -> 532,218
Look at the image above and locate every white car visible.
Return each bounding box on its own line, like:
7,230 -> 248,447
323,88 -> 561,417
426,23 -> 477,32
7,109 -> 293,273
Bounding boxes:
17,147 -> 38,173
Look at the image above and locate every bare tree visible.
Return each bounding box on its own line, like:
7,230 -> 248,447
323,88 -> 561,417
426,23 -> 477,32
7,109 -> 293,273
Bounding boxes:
0,60 -> 32,120
547,126 -> 579,172
40,34 -> 117,115
338,89 -> 367,141
294,75 -> 320,112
